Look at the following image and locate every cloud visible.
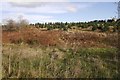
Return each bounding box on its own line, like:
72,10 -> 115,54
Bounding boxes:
2,12 -> 52,19
66,5 -> 77,12
66,3 -> 93,12
2,0 -> 68,2
1,2 -> 68,14
1,12 -> 60,23
1,0 -> 69,10
2,2 -> 93,14
9,2 -> 44,8
2,0 -> 118,2
1,2 -> 96,23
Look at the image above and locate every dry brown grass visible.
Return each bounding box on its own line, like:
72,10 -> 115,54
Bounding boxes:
2,27 -> 64,46
2,27 -> 118,49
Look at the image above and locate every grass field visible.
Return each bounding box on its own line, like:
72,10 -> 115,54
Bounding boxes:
2,27 -> 119,78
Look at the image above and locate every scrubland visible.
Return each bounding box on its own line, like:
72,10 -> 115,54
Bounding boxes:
2,27 -> 119,78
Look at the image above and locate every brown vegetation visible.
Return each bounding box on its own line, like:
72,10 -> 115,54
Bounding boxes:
2,27 -> 118,49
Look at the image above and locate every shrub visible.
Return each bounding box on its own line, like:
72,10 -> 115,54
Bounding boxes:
92,26 -> 97,31
5,19 -> 17,31
3,18 -> 29,31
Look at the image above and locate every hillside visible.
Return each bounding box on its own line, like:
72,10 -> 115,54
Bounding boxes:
2,27 -> 119,78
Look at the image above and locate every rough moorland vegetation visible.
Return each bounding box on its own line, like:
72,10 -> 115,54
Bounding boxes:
2,18 -> 120,78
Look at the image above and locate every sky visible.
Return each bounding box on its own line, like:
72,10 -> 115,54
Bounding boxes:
0,0 -> 119,24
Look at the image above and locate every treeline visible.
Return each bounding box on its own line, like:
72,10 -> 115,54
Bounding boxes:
30,18 -> 120,32
2,18 -> 120,32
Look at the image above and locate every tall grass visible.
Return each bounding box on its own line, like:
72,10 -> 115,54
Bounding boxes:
2,44 -> 119,78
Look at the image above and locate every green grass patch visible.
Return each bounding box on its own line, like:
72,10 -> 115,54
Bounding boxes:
2,44 -> 119,78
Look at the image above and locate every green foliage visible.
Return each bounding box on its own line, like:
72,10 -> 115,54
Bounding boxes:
92,26 -> 97,31
3,18 -> 119,32
101,24 -> 109,32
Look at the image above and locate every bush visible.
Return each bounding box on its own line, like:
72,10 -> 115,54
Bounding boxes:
92,26 -> 97,31
4,18 -> 29,31
5,19 -> 17,31
102,26 -> 109,32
